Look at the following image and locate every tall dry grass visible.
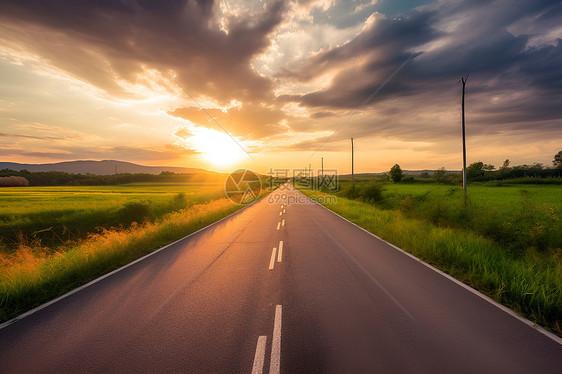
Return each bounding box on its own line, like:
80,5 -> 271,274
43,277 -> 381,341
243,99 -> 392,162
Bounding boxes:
0,198 -> 242,322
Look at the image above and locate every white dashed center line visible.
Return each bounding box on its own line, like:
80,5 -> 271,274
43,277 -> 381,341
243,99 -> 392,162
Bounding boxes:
277,241 -> 283,262
251,336 -> 267,374
269,247 -> 277,270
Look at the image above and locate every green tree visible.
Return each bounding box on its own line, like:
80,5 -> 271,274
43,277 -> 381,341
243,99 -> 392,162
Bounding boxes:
553,151 -> 562,168
432,167 -> 449,184
389,164 -> 404,183
500,159 -> 511,170
467,161 -> 494,181
467,162 -> 484,180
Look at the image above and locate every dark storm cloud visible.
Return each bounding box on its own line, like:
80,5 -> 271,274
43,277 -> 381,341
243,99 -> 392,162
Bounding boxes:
0,0 -> 286,103
283,0 -> 562,140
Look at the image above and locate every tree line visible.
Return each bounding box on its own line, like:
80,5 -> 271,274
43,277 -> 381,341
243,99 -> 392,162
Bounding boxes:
0,169 -> 217,186
387,150 -> 562,184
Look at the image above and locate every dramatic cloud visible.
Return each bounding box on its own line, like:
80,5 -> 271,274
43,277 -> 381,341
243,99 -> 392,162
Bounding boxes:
169,103 -> 290,138
0,0 -> 286,103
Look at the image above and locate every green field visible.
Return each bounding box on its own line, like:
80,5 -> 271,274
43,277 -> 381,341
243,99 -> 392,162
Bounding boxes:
381,183 -> 562,212
336,181 -> 562,254
300,181 -> 562,335
0,183 -> 226,251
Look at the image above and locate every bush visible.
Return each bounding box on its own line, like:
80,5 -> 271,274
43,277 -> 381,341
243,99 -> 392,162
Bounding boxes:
173,192 -> 188,208
119,201 -> 152,223
359,182 -> 384,203
401,175 -> 414,183
341,184 -> 360,199
399,196 -> 414,211
433,167 -> 453,184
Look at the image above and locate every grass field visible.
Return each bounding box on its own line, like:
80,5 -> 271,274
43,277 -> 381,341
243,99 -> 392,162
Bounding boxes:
300,181 -> 562,335
0,183 -> 226,250
381,183 -> 562,214
0,181 -> 269,322
337,181 -> 562,254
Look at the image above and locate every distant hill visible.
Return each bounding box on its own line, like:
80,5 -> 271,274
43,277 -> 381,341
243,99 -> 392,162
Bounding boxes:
0,160 -> 214,176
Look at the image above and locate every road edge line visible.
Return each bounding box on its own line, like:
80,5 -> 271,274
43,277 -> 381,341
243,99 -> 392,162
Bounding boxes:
0,190 -> 274,330
305,193 -> 562,346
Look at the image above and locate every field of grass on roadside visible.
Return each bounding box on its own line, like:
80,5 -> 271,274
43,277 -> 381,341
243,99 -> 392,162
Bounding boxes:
300,187 -> 562,335
0,186 -> 270,323
0,183 -> 226,250
337,181 -> 562,254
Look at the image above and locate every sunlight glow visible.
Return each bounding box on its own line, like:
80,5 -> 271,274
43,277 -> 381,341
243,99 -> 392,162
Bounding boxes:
176,126 -> 248,167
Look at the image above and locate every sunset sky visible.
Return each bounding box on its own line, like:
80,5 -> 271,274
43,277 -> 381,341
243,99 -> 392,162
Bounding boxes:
1,0 -> 561,174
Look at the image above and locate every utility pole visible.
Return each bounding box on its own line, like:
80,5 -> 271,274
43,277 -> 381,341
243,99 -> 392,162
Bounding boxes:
351,138 -> 355,190
459,75 -> 469,201
320,157 -> 324,190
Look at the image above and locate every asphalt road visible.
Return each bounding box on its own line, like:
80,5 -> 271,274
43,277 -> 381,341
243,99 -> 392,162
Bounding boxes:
1,184 -> 561,373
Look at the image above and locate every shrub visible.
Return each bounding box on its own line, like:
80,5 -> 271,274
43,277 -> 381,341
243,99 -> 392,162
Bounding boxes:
433,167 -> 452,184
401,175 -> 414,183
399,196 -> 414,211
341,184 -> 360,199
172,192 -> 188,208
119,201 -> 152,223
359,182 -> 384,203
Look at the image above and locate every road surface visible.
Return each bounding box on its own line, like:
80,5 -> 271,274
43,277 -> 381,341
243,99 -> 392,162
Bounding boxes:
1,184 -> 561,373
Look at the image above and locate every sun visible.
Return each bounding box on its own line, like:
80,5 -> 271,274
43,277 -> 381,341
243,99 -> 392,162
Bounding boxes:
181,127 -> 248,168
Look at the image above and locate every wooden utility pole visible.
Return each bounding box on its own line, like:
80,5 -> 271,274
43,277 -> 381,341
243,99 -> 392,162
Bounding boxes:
351,138 -> 355,189
459,75 -> 469,201
321,157 -> 324,176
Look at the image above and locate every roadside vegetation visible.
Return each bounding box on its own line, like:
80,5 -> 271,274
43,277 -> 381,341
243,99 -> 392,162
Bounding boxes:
337,182 -> 562,255
301,153 -> 562,335
0,182 -> 269,322
0,183 -> 226,249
